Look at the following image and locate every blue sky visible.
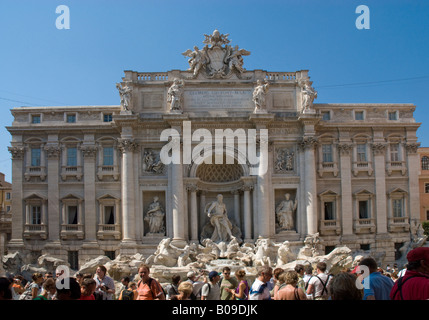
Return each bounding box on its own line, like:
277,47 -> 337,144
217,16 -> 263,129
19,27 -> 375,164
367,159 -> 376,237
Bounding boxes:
0,0 -> 428,181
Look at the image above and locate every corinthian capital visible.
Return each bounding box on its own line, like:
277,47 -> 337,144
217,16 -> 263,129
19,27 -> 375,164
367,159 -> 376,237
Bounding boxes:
337,143 -> 353,156
80,145 -> 98,158
8,146 -> 25,160
117,138 -> 138,153
300,136 -> 318,150
44,145 -> 61,159
371,143 -> 387,156
404,142 -> 420,154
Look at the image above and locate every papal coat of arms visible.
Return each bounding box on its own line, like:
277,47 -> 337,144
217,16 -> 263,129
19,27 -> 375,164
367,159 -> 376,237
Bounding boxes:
182,29 -> 251,79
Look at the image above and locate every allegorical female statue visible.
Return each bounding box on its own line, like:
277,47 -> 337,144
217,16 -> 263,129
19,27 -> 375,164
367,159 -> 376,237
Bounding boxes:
144,197 -> 165,234
275,193 -> 298,230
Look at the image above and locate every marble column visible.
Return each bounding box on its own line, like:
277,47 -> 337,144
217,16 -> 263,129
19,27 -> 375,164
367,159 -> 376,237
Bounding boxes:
119,138 -> 137,242
242,183 -> 253,241
372,142 -> 388,234
338,143 -> 354,235
44,140 -> 61,242
302,137 -> 318,235
232,190 -> 241,227
187,184 -> 199,242
8,145 -> 25,248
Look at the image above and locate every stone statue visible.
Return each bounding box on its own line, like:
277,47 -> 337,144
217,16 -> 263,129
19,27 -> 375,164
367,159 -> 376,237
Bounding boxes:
252,79 -> 270,113
224,45 -> 250,74
167,78 -> 185,112
142,150 -> 164,174
206,194 -> 235,243
144,197 -> 165,234
116,82 -> 132,111
300,80 -> 317,113
276,193 -> 298,230
276,241 -> 296,266
182,46 -> 210,77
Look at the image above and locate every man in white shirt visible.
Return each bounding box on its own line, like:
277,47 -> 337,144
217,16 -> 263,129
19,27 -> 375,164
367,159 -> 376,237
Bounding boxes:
306,262 -> 332,300
201,271 -> 221,300
249,265 -> 273,300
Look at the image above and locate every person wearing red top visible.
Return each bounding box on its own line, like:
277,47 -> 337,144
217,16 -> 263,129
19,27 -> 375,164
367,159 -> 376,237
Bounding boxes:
390,247 -> 429,300
136,264 -> 165,300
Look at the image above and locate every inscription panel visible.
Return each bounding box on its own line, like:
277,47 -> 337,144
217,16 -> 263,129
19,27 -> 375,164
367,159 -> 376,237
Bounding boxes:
184,90 -> 253,109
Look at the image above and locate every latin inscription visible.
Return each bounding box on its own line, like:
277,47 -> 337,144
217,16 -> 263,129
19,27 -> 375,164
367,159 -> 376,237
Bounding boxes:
184,90 -> 253,109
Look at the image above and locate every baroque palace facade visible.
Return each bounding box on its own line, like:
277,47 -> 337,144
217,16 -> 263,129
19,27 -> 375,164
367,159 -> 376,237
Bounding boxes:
7,31 -> 421,268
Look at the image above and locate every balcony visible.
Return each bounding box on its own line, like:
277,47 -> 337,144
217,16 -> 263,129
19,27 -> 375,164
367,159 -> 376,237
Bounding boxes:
24,166 -> 47,181
97,165 -> 120,181
353,218 -> 376,234
61,166 -> 83,181
97,224 -> 121,240
352,161 -> 373,177
386,161 -> 407,176
319,219 -> 341,236
23,224 -> 48,239
60,224 -> 84,240
318,162 -> 339,177
388,217 -> 410,233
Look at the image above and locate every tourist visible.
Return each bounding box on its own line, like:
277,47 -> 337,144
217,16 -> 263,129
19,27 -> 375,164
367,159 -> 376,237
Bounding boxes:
270,267 -> 284,299
120,276 -> 130,291
0,277 -> 12,300
249,265 -> 273,300
28,273 -> 44,299
390,247 -> 429,300
33,278 -> 56,300
295,264 -> 306,292
226,269 -> 249,300
94,265 -> 115,300
329,272 -> 362,300
80,278 -> 96,300
201,271 -> 221,300
303,264 -> 313,287
166,274 -> 181,300
358,257 -> 394,300
170,281 -> 193,300
276,271 -> 307,300
56,277 -> 81,300
219,267 -> 238,300
11,275 -> 25,298
272,270 -> 286,300
75,272 -> 83,286
136,263 -> 166,300
185,270 -> 206,300
306,262 -> 332,300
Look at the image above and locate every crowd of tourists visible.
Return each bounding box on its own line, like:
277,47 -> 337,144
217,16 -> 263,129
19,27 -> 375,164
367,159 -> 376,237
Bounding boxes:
1,247 -> 428,301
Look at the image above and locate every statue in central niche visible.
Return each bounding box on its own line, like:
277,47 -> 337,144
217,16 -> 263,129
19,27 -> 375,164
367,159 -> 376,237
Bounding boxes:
206,194 -> 235,243
276,193 -> 297,231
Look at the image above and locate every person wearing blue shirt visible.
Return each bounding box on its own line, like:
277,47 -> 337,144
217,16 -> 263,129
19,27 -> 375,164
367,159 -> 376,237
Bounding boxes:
358,257 -> 394,300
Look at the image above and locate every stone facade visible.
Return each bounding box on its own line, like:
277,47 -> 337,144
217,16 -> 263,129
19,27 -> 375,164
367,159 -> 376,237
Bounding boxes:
6,31 -> 421,268
419,147 -> 429,222
0,172 -> 12,256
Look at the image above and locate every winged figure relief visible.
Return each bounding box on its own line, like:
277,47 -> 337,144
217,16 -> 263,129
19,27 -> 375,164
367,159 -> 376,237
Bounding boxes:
182,45 -> 210,77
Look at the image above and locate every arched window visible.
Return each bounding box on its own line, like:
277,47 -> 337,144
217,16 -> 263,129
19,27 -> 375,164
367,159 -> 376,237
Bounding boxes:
422,156 -> 429,170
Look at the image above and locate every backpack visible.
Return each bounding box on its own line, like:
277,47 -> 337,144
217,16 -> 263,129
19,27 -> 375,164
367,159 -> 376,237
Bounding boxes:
121,288 -> 134,300
391,274 -> 425,300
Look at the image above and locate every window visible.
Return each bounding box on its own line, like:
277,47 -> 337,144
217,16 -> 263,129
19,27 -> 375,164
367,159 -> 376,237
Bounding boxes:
395,243 -> 404,260
357,144 -> 367,162
66,114 -> 76,123
105,251 -> 116,260
31,148 -> 41,166
6,192 -> 11,200
392,199 -> 403,217
31,205 -> 42,224
321,111 -> 330,120
359,200 -> 369,219
67,147 -> 77,166
390,143 -> 400,161
67,206 -> 78,224
31,115 -> 41,123
355,111 -> 364,120
325,246 -> 335,255
322,144 -> 333,163
422,156 -> 429,170
425,183 -> 429,194
103,114 -> 113,122
324,201 -> 335,220
360,244 -> 370,251
103,147 -> 114,166
388,111 -> 398,120
104,206 -> 115,224
68,251 -> 79,270
426,210 -> 429,221
6,206 -> 11,213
